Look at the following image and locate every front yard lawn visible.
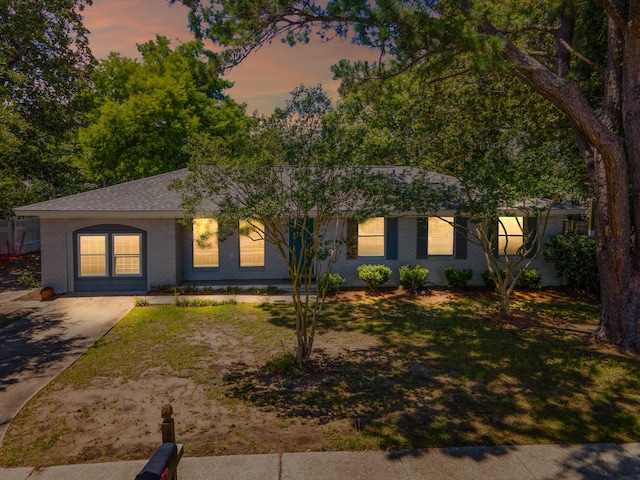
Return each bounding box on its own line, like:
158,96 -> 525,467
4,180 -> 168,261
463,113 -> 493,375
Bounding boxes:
1,290 -> 638,467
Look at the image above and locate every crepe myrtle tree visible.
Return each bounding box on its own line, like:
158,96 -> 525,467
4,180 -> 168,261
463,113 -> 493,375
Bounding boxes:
466,207 -> 552,317
173,0 -> 640,352
173,85 -> 405,366
406,141 -> 577,316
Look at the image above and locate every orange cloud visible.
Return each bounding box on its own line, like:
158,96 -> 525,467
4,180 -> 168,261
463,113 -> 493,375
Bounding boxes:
83,0 -> 378,113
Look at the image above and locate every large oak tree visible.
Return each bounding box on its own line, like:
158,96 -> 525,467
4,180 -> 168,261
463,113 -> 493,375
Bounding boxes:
174,0 -> 640,352
78,36 -> 248,185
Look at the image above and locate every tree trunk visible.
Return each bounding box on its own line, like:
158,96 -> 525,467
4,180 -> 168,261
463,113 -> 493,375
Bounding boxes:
489,3 -> 640,352
597,1 -> 640,351
499,286 -> 511,316
595,252 -> 640,351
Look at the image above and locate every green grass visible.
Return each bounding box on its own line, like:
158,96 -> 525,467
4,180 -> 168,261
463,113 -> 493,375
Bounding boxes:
54,303 -> 289,387
2,291 -> 639,467
251,295 -> 640,449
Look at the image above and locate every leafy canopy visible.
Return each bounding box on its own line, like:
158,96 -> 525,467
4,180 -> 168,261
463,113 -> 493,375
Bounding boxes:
1,0 -> 95,217
174,85 -> 405,365
77,35 -> 248,185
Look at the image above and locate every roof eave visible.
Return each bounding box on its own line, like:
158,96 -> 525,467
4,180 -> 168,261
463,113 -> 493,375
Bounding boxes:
12,210 -> 185,219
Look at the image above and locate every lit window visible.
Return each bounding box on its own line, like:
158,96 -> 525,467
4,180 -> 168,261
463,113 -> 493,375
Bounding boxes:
358,217 -> 385,257
428,217 -> 454,255
239,220 -> 264,267
498,217 -> 524,255
79,234 -> 107,276
193,218 -> 219,268
113,234 -> 141,275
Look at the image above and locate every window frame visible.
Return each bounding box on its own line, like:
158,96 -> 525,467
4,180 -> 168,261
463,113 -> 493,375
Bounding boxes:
239,220 -> 265,268
112,233 -> 143,277
78,232 -> 143,278
497,216 -> 525,256
427,216 -> 455,256
193,218 -> 220,268
78,234 -> 108,278
358,217 -> 385,257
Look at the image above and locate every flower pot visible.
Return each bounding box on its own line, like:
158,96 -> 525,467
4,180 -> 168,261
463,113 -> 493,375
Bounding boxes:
41,287 -> 54,300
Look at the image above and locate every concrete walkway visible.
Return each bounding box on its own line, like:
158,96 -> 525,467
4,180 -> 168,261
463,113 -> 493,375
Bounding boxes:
2,291 -> 640,479
2,443 -> 640,479
0,291 -> 135,445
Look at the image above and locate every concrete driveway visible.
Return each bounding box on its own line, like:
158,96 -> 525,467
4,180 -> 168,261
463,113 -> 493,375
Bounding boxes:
0,293 -> 135,446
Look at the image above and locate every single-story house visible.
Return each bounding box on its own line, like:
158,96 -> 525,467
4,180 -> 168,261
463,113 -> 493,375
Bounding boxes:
13,168 -> 586,294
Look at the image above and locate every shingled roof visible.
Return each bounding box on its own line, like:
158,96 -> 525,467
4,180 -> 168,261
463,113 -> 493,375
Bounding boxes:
13,166 -> 457,219
13,166 -> 582,219
13,169 -> 188,218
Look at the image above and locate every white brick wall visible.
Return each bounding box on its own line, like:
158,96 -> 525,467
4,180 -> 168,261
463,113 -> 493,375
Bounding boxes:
40,217 -> 181,293
330,216 -> 568,288
39,214 -> 570,293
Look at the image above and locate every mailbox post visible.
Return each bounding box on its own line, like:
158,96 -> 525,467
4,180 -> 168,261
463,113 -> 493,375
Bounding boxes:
135,404 -> 183,480
161,404 -> 176,444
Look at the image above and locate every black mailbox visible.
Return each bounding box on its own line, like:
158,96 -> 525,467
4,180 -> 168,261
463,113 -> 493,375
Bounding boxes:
135,442 -> 180,480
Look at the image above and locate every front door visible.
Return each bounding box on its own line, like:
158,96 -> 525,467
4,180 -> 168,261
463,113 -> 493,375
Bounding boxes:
289,218 -> 314,276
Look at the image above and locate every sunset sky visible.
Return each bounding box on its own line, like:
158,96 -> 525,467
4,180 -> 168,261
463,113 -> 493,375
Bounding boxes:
82,0 -> 379,114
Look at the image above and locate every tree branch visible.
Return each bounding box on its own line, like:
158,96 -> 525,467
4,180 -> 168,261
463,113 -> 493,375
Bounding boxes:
559,39 -> 605,76
592,0 -> 625,31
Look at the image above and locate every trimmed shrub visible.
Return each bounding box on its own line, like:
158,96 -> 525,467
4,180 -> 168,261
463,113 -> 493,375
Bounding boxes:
443,267 -> 473,289
517,269 -> 542,290
482,270 -> 499,289
544,232 -> 600,294
357,264 -> 392,292
399,264 -> 429,293
482,268 -> 542,290
318,272 -> 345,297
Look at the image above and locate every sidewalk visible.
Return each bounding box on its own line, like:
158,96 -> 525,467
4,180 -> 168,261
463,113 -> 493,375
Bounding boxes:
2,443 -> 640,479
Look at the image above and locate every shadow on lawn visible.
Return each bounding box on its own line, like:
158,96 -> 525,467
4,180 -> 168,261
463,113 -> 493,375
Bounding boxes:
252,298 -> 640,453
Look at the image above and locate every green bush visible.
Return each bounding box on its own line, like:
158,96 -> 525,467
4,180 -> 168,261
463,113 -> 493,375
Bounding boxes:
443,267 -> 473,289
517,269 -> 542,290
357,264 -> 392,292
482,268 -> 542,290
318,272 -> 345,296
399,264 -> 429,293
265,352 -> 305,376
481,269 -> 497,289
18,271 -> 40,289
544,232 -> 600,294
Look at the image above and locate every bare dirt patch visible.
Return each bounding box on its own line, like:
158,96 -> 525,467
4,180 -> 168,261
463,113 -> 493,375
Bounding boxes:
0,252 -> 40,292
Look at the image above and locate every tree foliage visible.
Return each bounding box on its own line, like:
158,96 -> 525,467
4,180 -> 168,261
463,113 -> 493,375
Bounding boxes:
77,36 -> 248,185
173,85 -> 404,365
544,232 -> 600,294
1,0 -> 95,217
360,69 -> 585,315
175,0 -> 640,351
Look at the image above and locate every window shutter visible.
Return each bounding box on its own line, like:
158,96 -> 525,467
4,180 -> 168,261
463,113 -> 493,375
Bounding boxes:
454,217 -> 467,259
346,218 -> 358,260
385,218 -> 398,260
525,216 -> 537,258
288,220 -> 295,263
416,218 -> 428,259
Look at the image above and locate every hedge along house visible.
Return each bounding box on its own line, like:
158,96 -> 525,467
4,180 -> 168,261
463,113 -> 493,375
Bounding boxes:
13,168 -> 586,294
